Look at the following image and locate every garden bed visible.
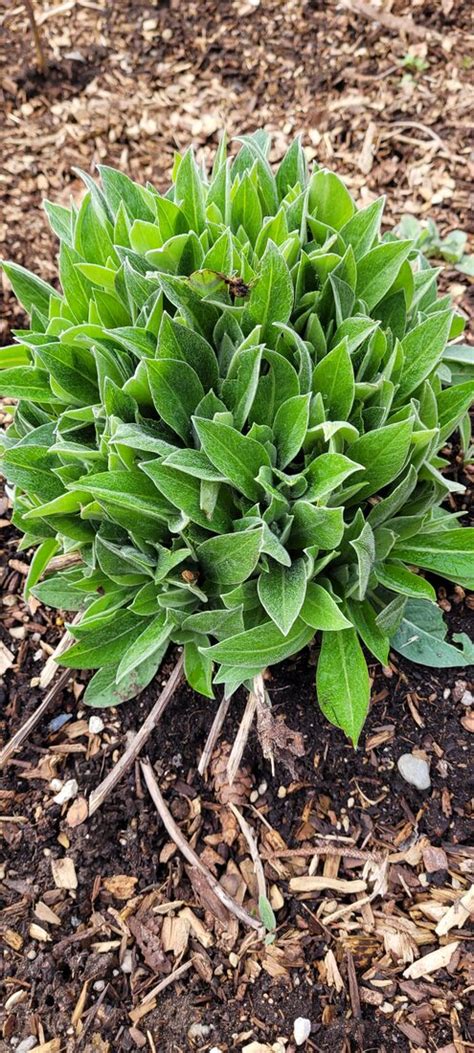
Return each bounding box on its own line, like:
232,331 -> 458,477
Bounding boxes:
1,1 -> 473,1050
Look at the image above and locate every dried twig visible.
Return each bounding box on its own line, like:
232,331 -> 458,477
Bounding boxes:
227,674 -> 263,786
198,694 -> 230,777
40,612 -> 82,689
341,0 -> 426,39
141,758 -> 262,932
22,0 -> 48,74
261,844 -> 385,863
88,654 -> 184,817
229,803 -> 267,902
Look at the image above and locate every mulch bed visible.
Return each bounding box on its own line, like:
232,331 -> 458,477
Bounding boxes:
1,1 -> 473,1051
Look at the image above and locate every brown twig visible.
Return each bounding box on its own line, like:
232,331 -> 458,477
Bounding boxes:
22,0 -> 48,74
140,758 -> 262,932
227,673 -> 263,786
88,654 -> 184,817
198,694 -> 230,777
341,0 -> 426,39
261,844 -> 385,863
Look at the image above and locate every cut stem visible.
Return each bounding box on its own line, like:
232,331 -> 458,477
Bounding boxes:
88,654 -> 184,817
141,758 -> 262,932
22,0 -> 48,75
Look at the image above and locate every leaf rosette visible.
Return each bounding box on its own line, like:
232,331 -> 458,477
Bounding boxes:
1,132 -> 473,743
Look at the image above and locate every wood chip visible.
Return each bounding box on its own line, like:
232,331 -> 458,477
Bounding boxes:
436,884 -> 474,936
102,874 -> 138,900
51,856 -> 77,890
403,941 -> 460,980
290,876 -> 367,894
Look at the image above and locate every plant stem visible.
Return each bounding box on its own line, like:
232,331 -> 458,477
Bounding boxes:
23,0 -> 48,75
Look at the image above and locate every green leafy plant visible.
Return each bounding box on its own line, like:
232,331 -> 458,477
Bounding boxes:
395,214 -> 474,278
400,53 -> 429,74
1,132 -> 473,746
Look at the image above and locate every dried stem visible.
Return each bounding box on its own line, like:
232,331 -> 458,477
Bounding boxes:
141,758 -> 262,932
88,654 -> 184,817
226,673 -> 265,786
22,0 -> 48,75
198,694 -> 230,777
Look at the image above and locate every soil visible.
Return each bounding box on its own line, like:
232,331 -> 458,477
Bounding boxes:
0,1 -> 473,1051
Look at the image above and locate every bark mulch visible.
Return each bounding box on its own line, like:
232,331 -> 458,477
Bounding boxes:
0,1 -> 473,1051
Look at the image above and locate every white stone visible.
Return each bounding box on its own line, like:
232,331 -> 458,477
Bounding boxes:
188,1024 -> 212,1042
53,779 -> 78,805
120,949 -> 133,974
93,980 -> 105,992
293,1018 -> 311,1046
397,753 -> 431,791
460,689 -> 474,708
88,715 -> 104,734
16,1040 -> 37,1053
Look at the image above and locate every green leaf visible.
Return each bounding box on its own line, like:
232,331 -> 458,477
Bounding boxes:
350,520 -> 376,601
197,528 -> 262,586
202,618 -> 314,668
437,382 -> 474,444
257,558 -> 307,634
258,894 -> 276,933
312,339 -> 355,419
60,611 -> 143,669
309,169 -> 355,229
301,581 -> 351,631
345,598 -> 389,665
23,538 -> 60,601
116,613 -> 170,683
244,241 -> 293,347
316,628 -> 370,745
0,366 -> 53,402
193,417 -> 270,501
346,420 -> 413,501
84,649 -> 165,707
273,394 -> 311,469
393,529 -> 474,590
175,148 -> 206,234
290,502 -> 345,550
391,599 -> 474,668
2,261 -> 57,318
147,358 -> 204,442
356,241 -> 412,310
69,469 -> 173,520
184,638 -> 214,698
375,561 -> 436,601
140,460 -> 232,532
340,197 -> 385,259
395,311 -> 452,402
305,453 -> 364,501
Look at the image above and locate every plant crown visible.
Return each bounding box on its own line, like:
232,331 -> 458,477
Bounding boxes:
1,132 -> 473,743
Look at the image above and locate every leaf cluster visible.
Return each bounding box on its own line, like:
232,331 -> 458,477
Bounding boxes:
1,132 -> 473,743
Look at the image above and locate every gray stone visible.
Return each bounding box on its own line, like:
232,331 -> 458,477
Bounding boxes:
397,753 -> 431,791
16,1040 -> 37,1053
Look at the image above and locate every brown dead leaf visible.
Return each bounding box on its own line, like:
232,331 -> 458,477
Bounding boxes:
128,913 -> 171,974
186,865 -> 232,926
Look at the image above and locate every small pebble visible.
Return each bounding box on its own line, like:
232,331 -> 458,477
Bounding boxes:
16,1040 -> 36,1053
120,949 -> 133,974
460,689 -> 474,708
397,753 -> 431,791
48,713 -> 72,733
88,715 -> 104,734
188,1023 -> 212,1041
93,980 -> 106,992
277,786 -> 287,799
53,779 -> 79,805
294,1017 -> 311,1045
